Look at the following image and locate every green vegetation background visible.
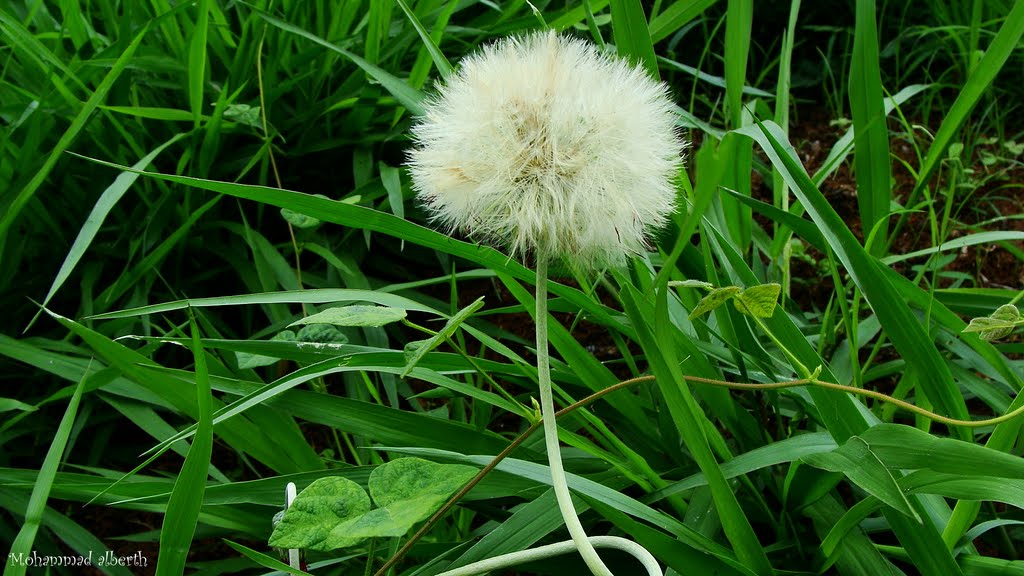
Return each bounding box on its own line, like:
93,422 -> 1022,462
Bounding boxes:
2,1 -> 1023,575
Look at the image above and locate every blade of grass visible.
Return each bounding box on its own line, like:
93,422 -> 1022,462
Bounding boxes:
31,133 -> 188,330
396,0 -> 453,81
154,310 -> 214,576
5,361 -> 91,576
848,0 -> 892,255
188,0 -> 210,129
610,0 -> 659,78
67,156 -> 630,334
648,0 -> 718,44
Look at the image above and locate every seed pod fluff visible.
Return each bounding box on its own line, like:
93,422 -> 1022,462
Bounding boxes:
408,31 -> 685,269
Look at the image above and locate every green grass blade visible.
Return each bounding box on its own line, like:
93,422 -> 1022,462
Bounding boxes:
724,0 -> 752,128
33,133 -> 188,328
5,362 -> 91,576
610,0 -> 659,78
648,0 -> 718,44
848,0 -> 892,255
188,0 -> 210,129
0,23 -> 150,264
396,0 -> 453,81
154,310 -> 214,576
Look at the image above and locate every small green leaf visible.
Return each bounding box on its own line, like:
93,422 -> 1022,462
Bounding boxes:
290,305 -> 407,329
268,476 -> 371,551
688,286 -> 741,319
733,283 -> 781,318
668,279 -> 714,290
224,103 -> 261,128
281,194 -> 330,228
281,209 -> 320,229
236,330 -> 296,369
963,304 -> 1022,341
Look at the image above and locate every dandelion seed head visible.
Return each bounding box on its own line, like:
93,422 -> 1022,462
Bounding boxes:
408,31 -> 686,269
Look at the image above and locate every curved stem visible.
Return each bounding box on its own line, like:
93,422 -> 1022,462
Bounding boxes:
535,256 -> 613,576
436,536 -> 661,576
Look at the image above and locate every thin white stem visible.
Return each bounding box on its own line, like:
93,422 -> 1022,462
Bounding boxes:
435,536 -> 662,576
534,256 -> 613,576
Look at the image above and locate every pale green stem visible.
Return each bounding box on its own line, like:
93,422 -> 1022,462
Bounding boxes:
535,256 -> 613,576
437,536 -> 661,576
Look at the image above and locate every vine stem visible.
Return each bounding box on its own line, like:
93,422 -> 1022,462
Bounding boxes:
533,255 -> 614,576
436,536 -> 660,576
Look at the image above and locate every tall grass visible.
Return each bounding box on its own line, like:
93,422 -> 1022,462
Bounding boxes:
2,1 -> 1023,575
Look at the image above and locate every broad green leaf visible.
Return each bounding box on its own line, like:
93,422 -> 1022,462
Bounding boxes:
733,284 -> 781,318
689,286 -> 740,319
269,458 -> 476,552
802,436 -> 919,521
290,305 -> 407,329
369,457 -> 476,509
269,476 -> 371,551
901,470 -> 1024,510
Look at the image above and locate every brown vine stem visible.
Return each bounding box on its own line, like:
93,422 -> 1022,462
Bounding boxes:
373,372 -> 1024,575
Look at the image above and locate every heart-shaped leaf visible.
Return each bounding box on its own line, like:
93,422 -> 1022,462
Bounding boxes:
963,304 -> 1022,341
267,458 -> 478,552
733,283 -> 781,318
268,476 -> 371,551
689,286 -> 741,319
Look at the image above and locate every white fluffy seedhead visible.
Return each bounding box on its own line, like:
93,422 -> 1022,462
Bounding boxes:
408,31 -> 686,269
